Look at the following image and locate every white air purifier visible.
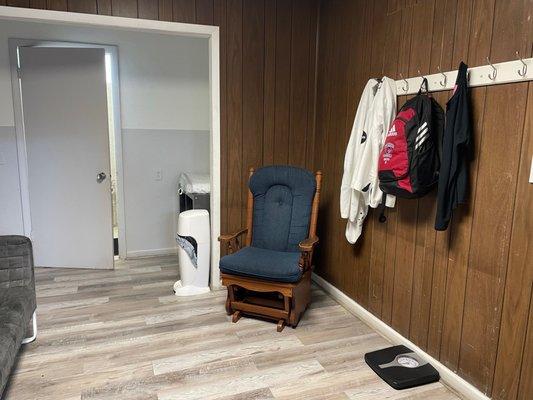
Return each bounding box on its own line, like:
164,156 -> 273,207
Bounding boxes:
173,209 -> 211,296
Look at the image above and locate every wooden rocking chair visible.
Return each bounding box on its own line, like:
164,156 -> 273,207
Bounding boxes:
219,165 -> 322,332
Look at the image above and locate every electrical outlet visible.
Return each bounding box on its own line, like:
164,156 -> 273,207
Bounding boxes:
155,169 -> 162,181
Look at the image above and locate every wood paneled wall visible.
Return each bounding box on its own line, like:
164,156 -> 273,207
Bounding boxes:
5,0 -> 533,398
313,0 -> 533,398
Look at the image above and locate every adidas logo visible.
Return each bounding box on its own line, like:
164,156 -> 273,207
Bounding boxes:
387,125 -> 397,137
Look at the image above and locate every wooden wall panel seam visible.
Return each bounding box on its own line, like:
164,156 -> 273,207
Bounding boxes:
272,0 -> 292,165
239,0 -> 244,224
457,0 -> 530,392
370,0 -> 403,317
213,0 -> 228,236
439,0 -> 490,371
366,0 -> 391,315
262,0 -> 276,166
491,79 -> 533,400
285,0 -> 293,166
426,23 -> 453,337
454,82 -> 490,381
405,203 -> 419,338
225,0 -> 244,233
388,3 -> 413,326
195,0 -> 214,25
313,0 -> 337,285
516,284 -> 533,399
391,1 -> 420,338
241,0 -> 265,223
304,0 -> 319,172
318,1 -> 339,287
338,2 -> 360,297
436,0 -> 471,371
158,0 -> 172,21
29,0 -> 46,9
409,0 -> 443,352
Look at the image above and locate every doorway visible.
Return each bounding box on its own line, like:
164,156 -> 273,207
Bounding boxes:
10,40 -> 124,269
1,6 -> 222,288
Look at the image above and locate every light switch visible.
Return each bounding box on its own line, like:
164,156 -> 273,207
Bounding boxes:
155,168 -> 162,181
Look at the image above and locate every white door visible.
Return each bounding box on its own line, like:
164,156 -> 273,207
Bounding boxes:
19,47 -> 113,269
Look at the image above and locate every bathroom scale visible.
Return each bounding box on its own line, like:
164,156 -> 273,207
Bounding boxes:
364,345 -> 439,390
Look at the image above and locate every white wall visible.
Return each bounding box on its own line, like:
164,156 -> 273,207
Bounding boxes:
123,129 -> 209,255
0,20 -> 210,256
0,126 -> 24,233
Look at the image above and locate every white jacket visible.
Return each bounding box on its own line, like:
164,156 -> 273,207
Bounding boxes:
340,77 -> 397,244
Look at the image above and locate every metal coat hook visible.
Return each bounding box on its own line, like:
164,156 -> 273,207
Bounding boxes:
418,69 -> 428,92
437,66 -> 447,87
399,73 -> 409,92
516,51 -> 528,77
486,57 -> 497,80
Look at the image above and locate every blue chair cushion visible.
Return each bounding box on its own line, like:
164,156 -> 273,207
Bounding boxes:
250,166 -> 316,252
219,246 -> 302,283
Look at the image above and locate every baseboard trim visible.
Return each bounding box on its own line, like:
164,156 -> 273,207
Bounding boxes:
126,247 -> 178,259
311,272 -> 490,400
35,264 -> 114,270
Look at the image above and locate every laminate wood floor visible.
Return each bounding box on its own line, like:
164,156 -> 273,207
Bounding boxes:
3,256 -> 461,400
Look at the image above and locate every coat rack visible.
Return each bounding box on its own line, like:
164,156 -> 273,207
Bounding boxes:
395,53 -> 533,95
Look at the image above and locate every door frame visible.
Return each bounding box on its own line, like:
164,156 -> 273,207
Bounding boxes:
0,6 -> 222,288
9,39 -> 126,263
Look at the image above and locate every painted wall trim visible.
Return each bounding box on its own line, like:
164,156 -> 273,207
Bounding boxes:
126,247 -> 178,259
121,128 -> 210,135
312,273 -> 490,400
0,5 -> 217,38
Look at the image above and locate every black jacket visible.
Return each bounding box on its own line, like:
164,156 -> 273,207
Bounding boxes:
435,62 -> 472,231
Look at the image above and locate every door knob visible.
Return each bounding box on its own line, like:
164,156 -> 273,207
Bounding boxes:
96,172 -> 107,183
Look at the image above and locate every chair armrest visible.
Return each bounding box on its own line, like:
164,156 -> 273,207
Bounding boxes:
218,228 -> 248,254
299,236 -> 319,252
298,236 -> 319,271
218,228 -> 248,242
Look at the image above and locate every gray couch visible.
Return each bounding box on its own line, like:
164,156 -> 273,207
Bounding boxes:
0,236 -> 37,397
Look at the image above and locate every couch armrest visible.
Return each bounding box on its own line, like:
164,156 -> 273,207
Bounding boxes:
0,236 -> 35,293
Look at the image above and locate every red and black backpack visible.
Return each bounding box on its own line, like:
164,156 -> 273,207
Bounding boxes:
378,78 -> 444,199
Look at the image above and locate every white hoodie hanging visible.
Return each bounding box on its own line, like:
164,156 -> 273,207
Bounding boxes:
340,77 -> 397,244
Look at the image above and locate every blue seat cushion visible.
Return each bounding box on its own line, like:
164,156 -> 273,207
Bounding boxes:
219,246 -> 302,283
250,166 -> 316,252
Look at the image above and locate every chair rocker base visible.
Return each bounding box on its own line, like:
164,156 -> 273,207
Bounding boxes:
221,269 -> 312,332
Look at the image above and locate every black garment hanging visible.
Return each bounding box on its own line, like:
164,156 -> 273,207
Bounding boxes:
435,62 -> 472,231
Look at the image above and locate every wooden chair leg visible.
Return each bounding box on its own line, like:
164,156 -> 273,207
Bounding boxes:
226,285 -> 236,315
277,319 -> 286,332
289,271 -> 311,328
291,312 -> 302,329
225,295 -> 232,315
232,311 -> 242,323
